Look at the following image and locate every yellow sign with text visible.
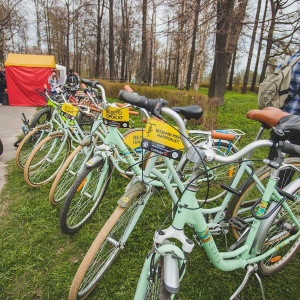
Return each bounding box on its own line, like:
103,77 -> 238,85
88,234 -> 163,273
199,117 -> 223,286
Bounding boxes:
141,118 -> 184,160
103,107 -> 129,127
61,103 -> 79,117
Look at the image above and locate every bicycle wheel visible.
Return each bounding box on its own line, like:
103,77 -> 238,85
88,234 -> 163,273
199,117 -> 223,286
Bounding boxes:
142,256 -> 172,300
227,157 -> 300,240
0,139 -> 3,155
179,140 -> 239,202
60,158 -> 113,234
254,179 -> 300,276
24,132 -> 71,187
30,107 -> 52,128
49,142 -> 92,206
68,182 -> 146,299
15,124 -> 51,170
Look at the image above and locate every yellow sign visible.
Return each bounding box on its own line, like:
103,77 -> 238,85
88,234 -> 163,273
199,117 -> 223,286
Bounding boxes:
141,118 -> 184,160
61,103 -> 79,117
103,107 -> 129,128
123,130 -> 143,153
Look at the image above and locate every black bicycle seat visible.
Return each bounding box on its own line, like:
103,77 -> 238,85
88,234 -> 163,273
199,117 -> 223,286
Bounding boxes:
171,105 -> 203,120
273,114 -> 300,138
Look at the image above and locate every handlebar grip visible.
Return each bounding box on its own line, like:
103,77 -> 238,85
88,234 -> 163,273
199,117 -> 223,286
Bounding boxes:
118,90 -> 168,118
211,130 -> 235,141
81,78 -> 100,88
281,141 -> 300,156
124,85 -> 134,92
118,90 -> 155,112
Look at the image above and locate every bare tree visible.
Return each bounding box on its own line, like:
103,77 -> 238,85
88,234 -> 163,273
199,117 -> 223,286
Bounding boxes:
241,0 -> 262,94
250,0 -> 268,92
208,0 -> 248,105
109,0 -> 115,80
138,0 -> 149,83
0,0 -> 24,62
186,0 -> 200,90
260,0 -> 300,83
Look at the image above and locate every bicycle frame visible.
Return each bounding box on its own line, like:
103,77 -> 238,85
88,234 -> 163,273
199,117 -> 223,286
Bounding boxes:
134,137 -> 300,300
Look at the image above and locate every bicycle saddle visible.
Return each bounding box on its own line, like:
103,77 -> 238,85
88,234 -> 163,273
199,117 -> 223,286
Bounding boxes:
273,114 -> 300,138
246,107 -> 289,127
171,105 -> 203,120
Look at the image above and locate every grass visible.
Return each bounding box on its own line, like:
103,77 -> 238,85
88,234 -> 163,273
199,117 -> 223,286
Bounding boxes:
0,88 -> 299,300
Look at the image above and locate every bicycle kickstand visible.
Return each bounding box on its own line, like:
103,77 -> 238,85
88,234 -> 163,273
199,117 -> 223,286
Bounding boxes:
229,264 -> 265,300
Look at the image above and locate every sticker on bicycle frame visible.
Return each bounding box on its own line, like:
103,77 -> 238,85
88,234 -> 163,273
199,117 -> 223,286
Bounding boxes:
102,107 -> 129,128
198,228 -> 212,243
141,118 -> 184,161
61,103 -> 79,117
123,130 -> 143,153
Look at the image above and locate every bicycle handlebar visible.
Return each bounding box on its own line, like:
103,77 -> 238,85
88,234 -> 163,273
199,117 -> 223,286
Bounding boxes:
118,88 -> 300,165
280,141 -> 300,157
118,90 -> 168,119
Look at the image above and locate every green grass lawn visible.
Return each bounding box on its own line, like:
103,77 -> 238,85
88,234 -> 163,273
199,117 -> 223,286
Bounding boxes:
0,89 -> 299,300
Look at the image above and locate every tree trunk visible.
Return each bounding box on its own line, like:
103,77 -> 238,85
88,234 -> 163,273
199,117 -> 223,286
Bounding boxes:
95,0 -> 104,78
33,0 -> 42,53
227,44 -> 237,91
109,0 -> 115,81
186,0 -> 200,90
66,0 -> 71,69
250,0 -> 268,92
139,0 -> 148,83
260,0 -> 277,83
241,0 -> 262,94
208,0 -> 248,105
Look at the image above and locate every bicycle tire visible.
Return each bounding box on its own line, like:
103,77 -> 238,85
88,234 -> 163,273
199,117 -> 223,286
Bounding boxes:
253,179 -> 300,276
60,158 -> 113,234
68,182 -> 146,299
15,125 -> 51,170
24,132 -> 71,187
29,107 -> 52,128
179,140 -> 239,202
142,256 -> 172,300
14,108 -> 52,148
0,139 -> 3,155
49,142 -> 92,206
226,157 -> 300,240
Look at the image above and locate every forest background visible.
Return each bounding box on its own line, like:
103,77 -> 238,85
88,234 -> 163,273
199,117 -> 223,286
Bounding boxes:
0,0 -> 299,105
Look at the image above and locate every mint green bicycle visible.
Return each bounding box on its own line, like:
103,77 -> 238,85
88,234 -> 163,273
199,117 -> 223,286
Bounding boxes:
66,91 -> 300,299
123,95 -> 300,300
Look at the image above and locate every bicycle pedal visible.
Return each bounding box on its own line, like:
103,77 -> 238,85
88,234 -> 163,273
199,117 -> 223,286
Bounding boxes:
229,217 -> 248,231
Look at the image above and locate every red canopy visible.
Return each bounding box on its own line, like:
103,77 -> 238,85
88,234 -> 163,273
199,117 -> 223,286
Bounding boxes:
4,54 -> 56,106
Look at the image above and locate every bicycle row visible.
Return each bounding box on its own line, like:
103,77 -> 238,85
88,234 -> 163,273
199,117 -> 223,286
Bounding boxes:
15,80 -> 300,299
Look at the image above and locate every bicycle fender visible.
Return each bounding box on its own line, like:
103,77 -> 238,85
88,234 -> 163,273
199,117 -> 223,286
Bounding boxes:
79,138 -> 92,147
35,123 -> 51,130
49,130 -> 64,137
85,155 -> 103,168
252,178 -> 300,255
117,182 -> 146,208
164,253 -> 180,294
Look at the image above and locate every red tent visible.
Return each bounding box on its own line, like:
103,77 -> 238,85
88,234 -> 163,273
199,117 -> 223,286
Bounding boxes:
4,54 -> 56,106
